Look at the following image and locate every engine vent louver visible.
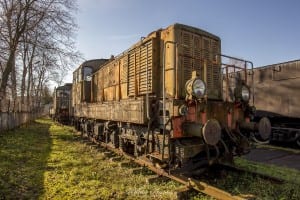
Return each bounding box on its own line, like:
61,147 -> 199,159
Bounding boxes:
180,30 -> 221,99
128,40 -> 154,96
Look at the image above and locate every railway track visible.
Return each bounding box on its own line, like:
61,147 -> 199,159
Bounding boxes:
77,132 -> 285,200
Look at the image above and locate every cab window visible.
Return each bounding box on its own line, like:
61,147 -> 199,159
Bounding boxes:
83,66 -> 93,81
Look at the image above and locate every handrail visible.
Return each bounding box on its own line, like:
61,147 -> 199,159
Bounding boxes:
162,41 -> 177,160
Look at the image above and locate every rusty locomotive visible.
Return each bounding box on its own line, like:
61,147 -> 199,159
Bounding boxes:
250,60 -> 300,146
65,23 -> 271,169
50,83 -> 73,124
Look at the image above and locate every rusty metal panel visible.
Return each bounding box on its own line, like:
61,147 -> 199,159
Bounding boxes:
94,70 -> 104,102
125,98 -> 146,123
97,60 -> 119,101
253,60 -> 300,118
161,24 -> 221,99
75,103 -> 88,117
76,97 -> 146,124
272,61 -> 300,80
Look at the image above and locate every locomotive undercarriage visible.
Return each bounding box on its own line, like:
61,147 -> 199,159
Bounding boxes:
74,117 -> 251,170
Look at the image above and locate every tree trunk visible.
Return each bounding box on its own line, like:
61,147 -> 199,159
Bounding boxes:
26,61 -> 33,111
20,62 -> 28,105
11,58 -> 17,111
0,50 -> 16,100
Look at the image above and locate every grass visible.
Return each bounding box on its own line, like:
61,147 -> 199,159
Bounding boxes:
235,157 -> 300,184
0,118 -> 186,199
0,119 -> 52,199
255,143 -> 300,154
1,118 -> 299,199
42,123 -> 180,200
203,157 -> 300,200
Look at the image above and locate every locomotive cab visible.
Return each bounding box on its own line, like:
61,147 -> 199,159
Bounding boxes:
72,59 -> 108,129
72,59 -> 108,105
73,65 -> 94,103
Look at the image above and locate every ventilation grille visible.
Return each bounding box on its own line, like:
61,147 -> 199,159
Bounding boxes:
128,40 -> 154,96
180,30 -> 221,99
121,56 -> 128,83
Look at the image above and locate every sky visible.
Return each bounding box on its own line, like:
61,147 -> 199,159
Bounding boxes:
67,0 -> 300,83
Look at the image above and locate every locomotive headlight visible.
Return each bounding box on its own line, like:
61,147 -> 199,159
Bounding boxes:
241,85 -> 250,101
185,78 -> 206,99
193,79 -> 206,98
234,84 -> 250,102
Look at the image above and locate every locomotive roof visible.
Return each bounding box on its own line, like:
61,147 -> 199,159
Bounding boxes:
94,23 -> 221,68
254,59 -> 300,70
56,83 -> 72,91
81,59 -> 109,72
170,23 -> 221,41
73,59 -> 109,74
125,23 -> 220,53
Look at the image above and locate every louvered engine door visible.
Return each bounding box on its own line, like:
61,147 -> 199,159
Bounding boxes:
178,30 -> 222,100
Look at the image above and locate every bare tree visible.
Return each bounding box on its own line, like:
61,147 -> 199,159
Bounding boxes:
0,0 -> 35,99
0,0 -> 80,111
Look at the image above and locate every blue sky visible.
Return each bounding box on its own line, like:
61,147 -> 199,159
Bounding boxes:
74,0 -> 299,70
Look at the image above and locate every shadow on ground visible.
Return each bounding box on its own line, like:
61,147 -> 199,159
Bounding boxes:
0,119 -> 52,199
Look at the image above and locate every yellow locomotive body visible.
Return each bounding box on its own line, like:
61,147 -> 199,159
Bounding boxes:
72,24 -> 270,168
